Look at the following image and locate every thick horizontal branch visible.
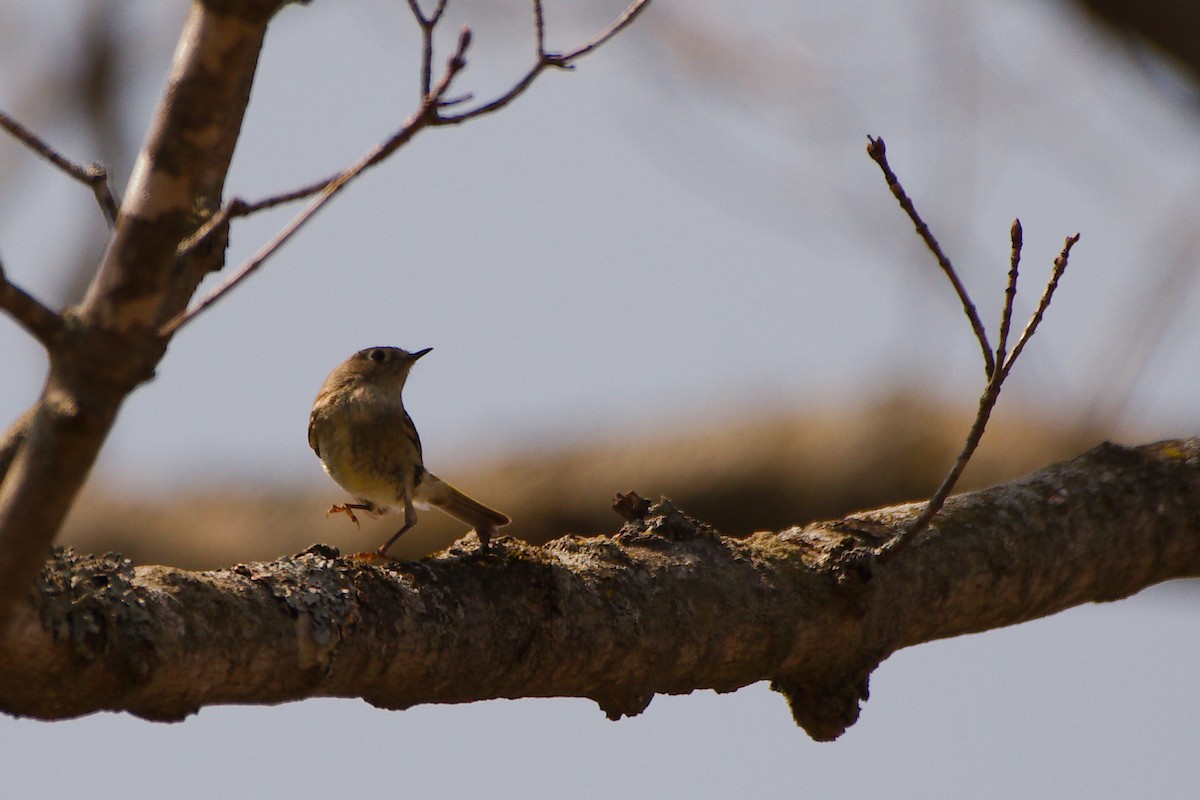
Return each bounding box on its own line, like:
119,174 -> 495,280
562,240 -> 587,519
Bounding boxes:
1,439 -> 1197,740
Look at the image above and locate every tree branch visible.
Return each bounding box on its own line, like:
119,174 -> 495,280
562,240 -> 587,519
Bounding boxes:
0,108 -> 119,227
878,229 -> 1080,564
0,0 -> 655,635
0,0 -> 287,632
866,136 -> 995,378
866,137 -> 1082,563
166,0 -> 653,330
999,233 -> 1078,380
994,219 -> 1022,368
406,0 -> 450,97
158,27 -> 473,337
0,256 -> 66,348
2,439 -> 1196,741
434,0 -> 653,126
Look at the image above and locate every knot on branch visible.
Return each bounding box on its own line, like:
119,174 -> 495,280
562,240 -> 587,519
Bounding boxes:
591,686 -> 655,721
612,494 -> 716,543
770,666 -> 874,742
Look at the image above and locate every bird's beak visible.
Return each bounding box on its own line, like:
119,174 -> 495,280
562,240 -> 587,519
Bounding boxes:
410,347 -> 433,360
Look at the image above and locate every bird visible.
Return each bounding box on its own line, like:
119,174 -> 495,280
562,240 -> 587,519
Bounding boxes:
308,346 -> 510,556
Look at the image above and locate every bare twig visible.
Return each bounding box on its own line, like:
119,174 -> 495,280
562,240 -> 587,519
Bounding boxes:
167,1 -> 651,335
995,219 -> 1022,369
866,138 -> 1081,564
866,136 -> 994,379
407,0 -> 451,97
878,384 -> 1001,565
0,109 -> 119,227
435,0 -> 653,126
877,230 -> 1081,565
0,256 -> 65,348
159,29 -> 473,337
534,0 -> 549,57
999,234 -> 1077,380
557,0 -> 652,61
177,201 -> 240,257
178,174 -> 357,257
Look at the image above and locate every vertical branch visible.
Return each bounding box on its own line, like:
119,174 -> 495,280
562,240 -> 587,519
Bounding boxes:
994,219 -> 1022,370
866,138 -> 1081,565
159,28 -> 473,337
533,0 -> 549,56
407,0 -> 450,98
0,1 -> 285,631
878,232 -> 1080,565
999,234 -> 1078,379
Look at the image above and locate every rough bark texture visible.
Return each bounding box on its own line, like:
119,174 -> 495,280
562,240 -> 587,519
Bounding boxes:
1,438 -> 1196,740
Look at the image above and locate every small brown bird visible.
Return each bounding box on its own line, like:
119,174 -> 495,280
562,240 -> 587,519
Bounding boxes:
308,346 -> 510,555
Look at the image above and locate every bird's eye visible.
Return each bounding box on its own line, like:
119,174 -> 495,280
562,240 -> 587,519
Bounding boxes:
369,349 -> 387,363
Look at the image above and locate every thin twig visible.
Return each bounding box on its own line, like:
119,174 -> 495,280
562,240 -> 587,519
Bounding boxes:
995,219 -> 1022,370
534,0 -> 548,57
1000,234 -> 1078,379
168,0 -> 650,332
877,380 -> 1002,565
0,256 -> 65,348
0,109 -> 119,228
407,0 -> 450,98
159,29 -> 473,338
177,201 -> 239,257
877,231 -> 1081,565
435,0 -> 652,126
177,175 -> 348,257
559,0 -> 652,61
435,64 -> 543,125
866,136 -> 995,379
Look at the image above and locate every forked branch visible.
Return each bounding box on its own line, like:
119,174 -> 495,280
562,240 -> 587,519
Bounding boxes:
165,0 -> 653,335
160,28 -> 474,337
866,137 -> 1080,564
435,0 -> 653,125
0,108 -> 119,227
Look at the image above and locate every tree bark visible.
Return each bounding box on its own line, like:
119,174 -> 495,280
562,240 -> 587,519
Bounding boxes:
0,0 -> 286,628
1,438 -> 1196,741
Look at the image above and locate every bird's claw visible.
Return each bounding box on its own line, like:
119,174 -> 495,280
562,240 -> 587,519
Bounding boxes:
327,504 -> 361,529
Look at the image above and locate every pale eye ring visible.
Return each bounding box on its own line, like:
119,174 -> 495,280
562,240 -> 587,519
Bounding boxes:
369,349 -> 387,363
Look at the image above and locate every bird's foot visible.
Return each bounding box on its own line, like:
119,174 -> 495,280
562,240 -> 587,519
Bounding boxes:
349,550 -> 393,562
327,504 -> 363,529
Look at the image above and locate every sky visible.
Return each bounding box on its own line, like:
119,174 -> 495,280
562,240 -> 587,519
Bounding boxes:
1,0 -> 1199,796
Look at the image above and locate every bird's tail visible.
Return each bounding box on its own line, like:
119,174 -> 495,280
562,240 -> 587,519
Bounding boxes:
418,473 -> 510,547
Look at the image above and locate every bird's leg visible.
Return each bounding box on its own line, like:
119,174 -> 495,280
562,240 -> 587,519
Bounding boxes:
327,502 -> 375,529
475,524 -> 495,553
376,498 -> 418,556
